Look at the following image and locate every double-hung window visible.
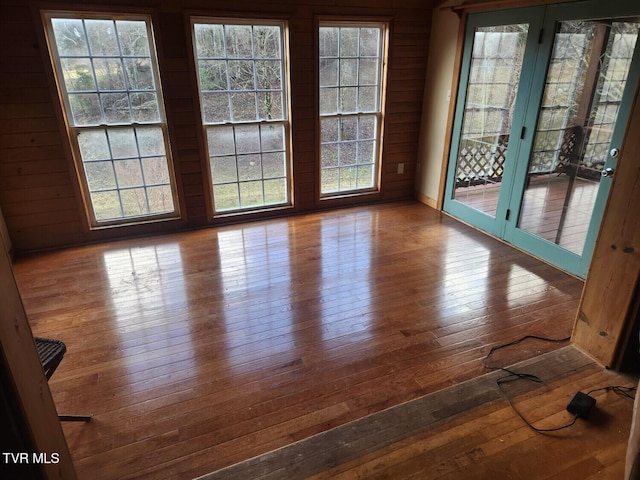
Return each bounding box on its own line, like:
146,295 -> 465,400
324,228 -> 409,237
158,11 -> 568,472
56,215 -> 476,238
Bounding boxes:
43,13 -> 179,226
192,19 -> 291,214
319,22 -> 388,196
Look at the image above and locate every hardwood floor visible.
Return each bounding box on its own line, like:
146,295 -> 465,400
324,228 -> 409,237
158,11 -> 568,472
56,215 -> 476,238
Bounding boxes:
199,346 -> 638,480
12,201 -> 586,480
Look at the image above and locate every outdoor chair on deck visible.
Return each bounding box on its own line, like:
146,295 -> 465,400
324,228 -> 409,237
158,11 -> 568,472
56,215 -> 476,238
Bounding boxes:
35,337 -> 91,422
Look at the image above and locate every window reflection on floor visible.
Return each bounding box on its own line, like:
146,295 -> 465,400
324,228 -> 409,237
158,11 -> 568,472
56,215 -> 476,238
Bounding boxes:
102,244 -> 193,392
216,224 -> 295,373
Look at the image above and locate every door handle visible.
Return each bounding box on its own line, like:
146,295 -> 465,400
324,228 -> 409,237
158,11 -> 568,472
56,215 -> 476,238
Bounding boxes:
601,167 -> 615,178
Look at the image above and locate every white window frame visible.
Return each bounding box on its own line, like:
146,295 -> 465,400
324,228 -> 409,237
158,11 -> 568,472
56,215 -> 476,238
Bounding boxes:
318,21 -> 388,198
42,11 -> 180,228
191,17 -> 293,216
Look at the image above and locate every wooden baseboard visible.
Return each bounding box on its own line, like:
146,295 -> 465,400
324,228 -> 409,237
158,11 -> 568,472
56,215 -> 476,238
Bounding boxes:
415,192 -> 438,209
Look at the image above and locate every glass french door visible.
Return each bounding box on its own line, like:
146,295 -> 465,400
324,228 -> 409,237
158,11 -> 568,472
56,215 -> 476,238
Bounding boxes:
444,8 -> 543,237
444,1 -> 640,278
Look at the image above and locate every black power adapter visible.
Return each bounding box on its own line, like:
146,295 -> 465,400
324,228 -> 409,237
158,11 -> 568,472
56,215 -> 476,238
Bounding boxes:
566,391 -> 597,418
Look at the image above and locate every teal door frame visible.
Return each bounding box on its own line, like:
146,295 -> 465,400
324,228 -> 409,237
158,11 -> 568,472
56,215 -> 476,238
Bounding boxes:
444,0 -> 640,278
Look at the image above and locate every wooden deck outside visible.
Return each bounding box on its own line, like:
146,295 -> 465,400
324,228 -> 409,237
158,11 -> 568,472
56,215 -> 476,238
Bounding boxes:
455,173 -> 600,254
12,201 -> 587,480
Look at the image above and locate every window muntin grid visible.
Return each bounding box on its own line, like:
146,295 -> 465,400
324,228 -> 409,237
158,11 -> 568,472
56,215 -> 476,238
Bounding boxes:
319,23 -> 386,195
44,14 -> 178,224
192,19 -> 291,213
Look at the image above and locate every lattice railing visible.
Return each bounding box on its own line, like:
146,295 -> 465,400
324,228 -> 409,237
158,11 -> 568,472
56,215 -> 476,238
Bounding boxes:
454,135 -> 508,187
454,126 -> 605,188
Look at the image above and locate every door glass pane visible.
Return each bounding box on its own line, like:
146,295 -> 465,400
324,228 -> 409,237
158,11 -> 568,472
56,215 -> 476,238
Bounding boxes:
453,24 -> 529,216
518,19 -> 639,254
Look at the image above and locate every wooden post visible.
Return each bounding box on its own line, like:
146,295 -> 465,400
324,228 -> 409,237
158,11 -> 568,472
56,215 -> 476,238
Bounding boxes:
0,228 -> 77,478
572,86 -> 640,367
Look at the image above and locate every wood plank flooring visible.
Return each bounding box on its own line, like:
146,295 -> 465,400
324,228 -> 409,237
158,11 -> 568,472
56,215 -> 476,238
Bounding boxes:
198,346 -> 638,480
11,201 -> 586,480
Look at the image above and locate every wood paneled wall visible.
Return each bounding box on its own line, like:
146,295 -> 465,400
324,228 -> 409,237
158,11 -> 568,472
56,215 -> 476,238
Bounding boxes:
0,0 -> 433,253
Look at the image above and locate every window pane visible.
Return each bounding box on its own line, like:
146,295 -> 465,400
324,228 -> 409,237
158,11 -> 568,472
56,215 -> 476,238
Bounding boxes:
86,19 -> 119,55
199,60 -> 228,90
78,129 -> 110,159
142,157 -> 170,184
264,178 -> 286,204
121,188 -> 148,216
320,58 -> 338,87
69,93 -> 102,125
213,184 -> 240,210
207,126 -> 235,156
238,154 -> 262,181
131,92 -> 160,122
239,181 -> 264,207
260,124 -> 284,151
256,60 -> 281,89
320,88 -> 338,115
202,92 -> 231,122
94,58 -> 126,90
117,21 -> 150,56
194,19 -> 290,213
235,124 -> 260,153
85,161 -> 116,190
114,159 -> 144,187
254,26 -> 281,58
61,58 -> 95,91
47,14 -> 177,224
194,24 -> 225,57
319,24 -> 385,195
211,156 -> 238,184
92,191 -> 121,220
229,60 -> 255,90
137,126 -> 166,156
51,19 -> 88,55
226,25 -> 253,58
257,92 -> 283,120
319,28 -> 339,56
123,58 -> 154,90
108,128 -> 137,158
102,93 -> 131,123
231,92 -> 257,121
147,185 -> 174,213
262,151 -> 286,179
360,28 -> 380,56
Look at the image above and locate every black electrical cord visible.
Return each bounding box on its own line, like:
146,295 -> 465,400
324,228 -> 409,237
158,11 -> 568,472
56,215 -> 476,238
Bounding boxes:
587,385 -> 637,400
484,335 -> 578,434
484,335 -> 638,433
495,370 -> 579,433
483,334 -> 571,371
